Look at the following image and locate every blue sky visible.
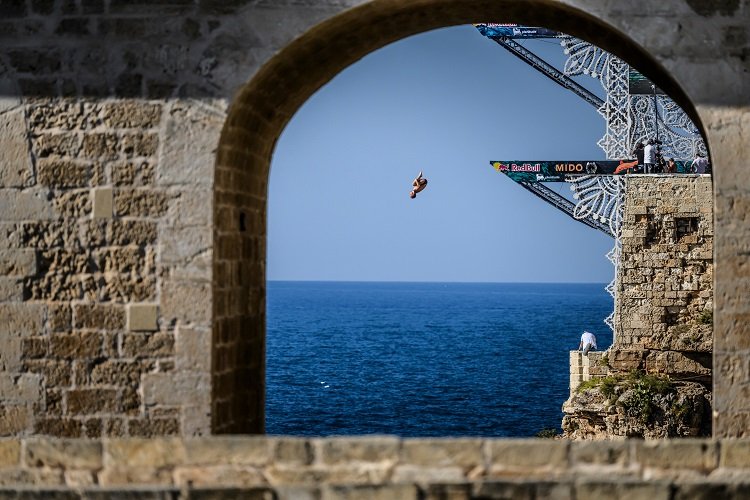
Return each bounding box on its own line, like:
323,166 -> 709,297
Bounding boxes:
268,25 -> 613,283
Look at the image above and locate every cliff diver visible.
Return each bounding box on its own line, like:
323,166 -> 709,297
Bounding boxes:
409,171 -> 428,199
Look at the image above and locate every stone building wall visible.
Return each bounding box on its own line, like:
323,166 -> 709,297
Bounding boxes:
611,175 -> 713,381
0,436 -> 746,498
563,175 -> 713,439
0,0 -> 749,440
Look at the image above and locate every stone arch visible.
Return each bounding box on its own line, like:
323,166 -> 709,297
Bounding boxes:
212,0 -> 708,433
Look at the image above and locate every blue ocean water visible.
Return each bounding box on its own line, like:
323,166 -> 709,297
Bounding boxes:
266,281 -> 612,437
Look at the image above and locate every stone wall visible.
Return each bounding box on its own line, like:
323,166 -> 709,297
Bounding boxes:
563,175 -> 713,439
0,437 -> 746,498
611,175 -> 713,381
569,351 -> 607,395
0,0 -> 749,439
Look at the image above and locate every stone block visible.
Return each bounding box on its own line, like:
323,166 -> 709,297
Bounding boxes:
273,438 -> 314,466
73,304 -> 125,330
127,303 -> 158,331
114,189 -> 169,218
570,441 -> 629,468
24,439 -> 102,469
142,373 -> 209,407
0,440 -> 20,466
389,465 -> 465,484
0,304 -> 45,336
400,439 -> 482,468
92,187 -> 113,219
317,436 -> 400,465
161,280 -> 211,327
0,277 -> 23,302
719,440 -> 750,467
321,484 -> 419,500
49,332 -> 102,359
108,220 -> 157,245
158,101 -> 224,186
0,189 -> 53,220
175,327 -> 211,373
37,160 -> 90,188
633,440 -> 717,473
105,438 -> 186,468
101,102 -> 162,129
487,440 -> 569,473
0,374 -> 41,404
183,437 -> 271,466
128,418 -> 180,437
0,406 -> 29,435
66,388 -> 118,415
122,332 -> 174,358
0,109 -> 33,187
575,480 -> 672,500
112,160 -> 155,186
174,466 -> 266,488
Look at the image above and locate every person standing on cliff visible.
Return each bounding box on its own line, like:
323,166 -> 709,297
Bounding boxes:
578,331 -> 597,356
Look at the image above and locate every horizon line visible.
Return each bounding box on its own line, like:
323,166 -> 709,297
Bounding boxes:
267,279 -> 610,285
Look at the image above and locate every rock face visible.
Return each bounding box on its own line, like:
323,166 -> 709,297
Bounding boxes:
563,176 -> 713,439
563,377 -> 711,439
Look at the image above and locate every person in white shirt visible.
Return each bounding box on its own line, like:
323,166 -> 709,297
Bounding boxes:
578,331 -> 597,356
643,139 -> 657,174
691,152 -> 709,174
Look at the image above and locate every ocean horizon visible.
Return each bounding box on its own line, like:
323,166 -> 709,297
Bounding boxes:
266,280 -> 613,437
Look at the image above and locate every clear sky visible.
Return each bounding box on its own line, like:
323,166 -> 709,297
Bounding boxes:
268,24 -> 614,283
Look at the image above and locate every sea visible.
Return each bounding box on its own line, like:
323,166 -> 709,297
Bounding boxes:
266,281 -> 613,437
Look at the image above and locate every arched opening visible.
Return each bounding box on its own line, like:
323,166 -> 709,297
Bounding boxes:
212,1 -> 706,433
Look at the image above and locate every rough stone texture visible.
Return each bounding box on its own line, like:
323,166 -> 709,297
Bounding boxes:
0,0 -> 747,442
0,437 -> 743,497
563,176 -> 713,439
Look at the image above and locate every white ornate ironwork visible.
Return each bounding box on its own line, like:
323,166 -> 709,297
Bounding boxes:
559,36 -> 705,339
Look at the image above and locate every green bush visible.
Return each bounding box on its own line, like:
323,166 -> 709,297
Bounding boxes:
699,310 -> 713,325
535,427 -> 559,438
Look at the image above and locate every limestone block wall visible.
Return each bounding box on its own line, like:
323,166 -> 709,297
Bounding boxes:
569,351 -> 607,395
0,96 -> 217,437
612,175 -> 713,383
0,0 -> 748,440
0,437 -> 747,498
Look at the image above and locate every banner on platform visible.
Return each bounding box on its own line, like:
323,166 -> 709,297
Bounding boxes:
474,24 -> 560,39
490,160 -> 692,182
628,68 -> 665,95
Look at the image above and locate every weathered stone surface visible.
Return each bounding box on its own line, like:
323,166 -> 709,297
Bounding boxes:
92,188 -> 113,219
0,249 -> 36,276
73,304 -> 125,330
25,439 -> 102,469
158,101 -> 223,186
142,373 -> 208,407
127,304 -> 158,332
0,109 -> 33,187
487,440 -> 568,474
0,407 -> 29,436
0,189 -> 53,220
66,388 -> 118,415
49,332 -> 102,359
105,438 -> 186,468
37,160 -> 90,188
183,437 -> 271,466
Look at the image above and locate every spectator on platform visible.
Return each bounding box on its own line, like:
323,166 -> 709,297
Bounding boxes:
643,139 -> 657,173
666,157 -> 677,174
691,152 -> 709,174
578,331 -> 597,356
631,141 -> 645,173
